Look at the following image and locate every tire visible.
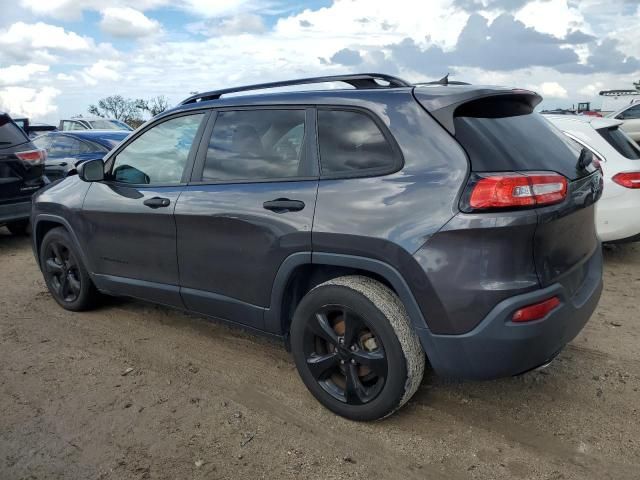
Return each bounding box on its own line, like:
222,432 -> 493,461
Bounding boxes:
6,219 -> 29,236
40,227 -> 100,311
290,275 -> 425,421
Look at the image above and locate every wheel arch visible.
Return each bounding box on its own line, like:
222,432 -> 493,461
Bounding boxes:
265,252 -> 432,346
33,215 -> 90,271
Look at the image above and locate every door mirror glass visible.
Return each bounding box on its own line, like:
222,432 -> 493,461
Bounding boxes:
113,164 -> 150,184
77,159 -> 105,182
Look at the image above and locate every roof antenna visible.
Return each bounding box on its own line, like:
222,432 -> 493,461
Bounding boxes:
438,73 -> 449,86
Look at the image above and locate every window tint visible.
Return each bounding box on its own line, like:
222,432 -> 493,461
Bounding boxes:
619,104 -> 640,120
111,113 -> 204,185
597,127 -> 640,160
48,136 -> 93,157
317,110 -> 396,175
202,110 -> 306,181
0,114 -> 29,147
454,111 -> 583,179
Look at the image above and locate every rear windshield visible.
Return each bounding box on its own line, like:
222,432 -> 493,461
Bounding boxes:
0,114 -> 29,147
454,103 -> 583,179
597,127 -> 640,160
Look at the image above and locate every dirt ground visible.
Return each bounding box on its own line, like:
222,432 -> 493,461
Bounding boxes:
1,227 -> 639,480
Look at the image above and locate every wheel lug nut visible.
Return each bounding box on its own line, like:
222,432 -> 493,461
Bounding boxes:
339,338 -> 344,344
350,359 -> 356,365
350,345 -> 356,351
340,360 -> 345,365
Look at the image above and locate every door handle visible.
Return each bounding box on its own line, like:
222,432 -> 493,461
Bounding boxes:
143,197 -> 171,209
263,198 -> 305,213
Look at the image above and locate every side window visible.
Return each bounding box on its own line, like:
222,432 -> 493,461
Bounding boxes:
202,109 -> 306,182
48,136 -> 85,157
317,109 -> 397,175
619,105 -> 640,120
32,135 -> 52,150
111,113 -> 204,185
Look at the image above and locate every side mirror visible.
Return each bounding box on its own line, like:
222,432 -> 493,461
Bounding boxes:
77,159 -> 105,182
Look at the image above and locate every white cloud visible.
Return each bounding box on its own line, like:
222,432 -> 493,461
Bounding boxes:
100,7 -> 161,38
81,60 -> 124,85
0,22 -> 93,52
0,64 -> 49,86
19,0 -> 169,20
515,0 -> 587,38
0,86 -> 61,119
526,81 -> 568,99
56,73 -> 75,81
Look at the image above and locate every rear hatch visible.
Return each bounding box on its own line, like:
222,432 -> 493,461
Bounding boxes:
0,113 -> 46,204
415,87 -> 602,294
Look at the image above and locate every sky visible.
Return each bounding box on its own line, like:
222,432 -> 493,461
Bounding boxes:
0,0 -> 639,123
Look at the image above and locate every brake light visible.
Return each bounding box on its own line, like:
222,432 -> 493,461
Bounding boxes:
612,172 -> 640,189
512,296 -> 561,323
465,172 -> 568,211
15,149 -> 46,165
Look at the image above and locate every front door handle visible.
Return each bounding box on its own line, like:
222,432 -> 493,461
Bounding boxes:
143,197 -> 171,209
263,198 -> 305,213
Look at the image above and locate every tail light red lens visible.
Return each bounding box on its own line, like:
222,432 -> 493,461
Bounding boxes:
465,172 -> 568,211
612,172 -> 640,189
512,296 -> 561,323
15,149 -> 47,165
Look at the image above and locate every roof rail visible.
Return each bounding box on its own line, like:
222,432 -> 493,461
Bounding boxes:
179,73 -> 412,105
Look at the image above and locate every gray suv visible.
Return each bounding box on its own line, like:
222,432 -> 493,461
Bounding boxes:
31,74 -> 604,420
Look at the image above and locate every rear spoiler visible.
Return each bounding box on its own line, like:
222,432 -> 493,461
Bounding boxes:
413,86 -> 542,135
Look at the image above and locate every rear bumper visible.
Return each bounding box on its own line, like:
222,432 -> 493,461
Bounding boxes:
596,185 -> 640,242
416,248 -> 603,379
0,200 -> 31,224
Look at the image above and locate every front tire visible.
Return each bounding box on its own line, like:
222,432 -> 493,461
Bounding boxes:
290,275 -> 425,421
40,227 -> 99,311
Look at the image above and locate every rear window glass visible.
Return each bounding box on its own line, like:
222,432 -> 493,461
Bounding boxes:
317,110 -> 397,175
0,114 -> 29,147
597,127 -> 640,160
454,110 -> 582,179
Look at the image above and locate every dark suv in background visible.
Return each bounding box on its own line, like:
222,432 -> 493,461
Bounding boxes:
31,74 -> 604,420
0,112 -> 47,235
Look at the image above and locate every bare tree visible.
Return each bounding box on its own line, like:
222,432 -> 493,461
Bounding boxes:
88,95 -> 143,126
138,96 -> 170,117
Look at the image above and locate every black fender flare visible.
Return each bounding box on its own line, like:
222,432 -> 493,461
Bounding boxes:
264,251 -> 432,338
32,214 -> 91,273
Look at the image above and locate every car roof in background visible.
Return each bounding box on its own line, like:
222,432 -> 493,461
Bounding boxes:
543,114 -> 623,130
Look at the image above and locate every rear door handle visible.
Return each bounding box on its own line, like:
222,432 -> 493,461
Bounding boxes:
143,197 -> 171,209
263,198 -> 305,213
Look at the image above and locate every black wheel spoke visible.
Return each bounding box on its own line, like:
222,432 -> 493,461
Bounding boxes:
51,243 -> 64,264
310,312 -> 339,346
342,309 -> 360,347
59,274 -> 70,299
344,363 -> 367,404
306,352 -> 339,380
45,258 -> 64,275
352,350 -> 387,377
66,256 -> 77,270
68,274 -> 81,296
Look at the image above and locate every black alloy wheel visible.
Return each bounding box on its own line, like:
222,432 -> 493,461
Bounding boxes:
304,304 -> 387,405
43,240 -> 82,303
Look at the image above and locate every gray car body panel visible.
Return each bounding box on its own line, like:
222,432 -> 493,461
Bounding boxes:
30,85 -> 604,380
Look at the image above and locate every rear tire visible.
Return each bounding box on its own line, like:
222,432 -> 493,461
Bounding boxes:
6,219 -> 29,236
40,227 -> 100,311
290,275 -> 425,421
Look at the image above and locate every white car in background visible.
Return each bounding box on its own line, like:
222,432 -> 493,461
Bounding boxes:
545,114 -> 640,243
607,101 -> 640,142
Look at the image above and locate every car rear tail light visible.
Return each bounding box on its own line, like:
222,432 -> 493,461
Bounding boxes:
612,172 -> 640,189
15,149 -> 47,165
512,296 -> 561,323
464,172 -> 568,211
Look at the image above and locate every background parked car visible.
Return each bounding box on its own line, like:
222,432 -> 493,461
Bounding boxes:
0,112 -> 47,234
545,114 -> 640,243
607,101 -> 640,142
32,130 -> 129,181
59,118 -> 133,132
12,117 -> 58,139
